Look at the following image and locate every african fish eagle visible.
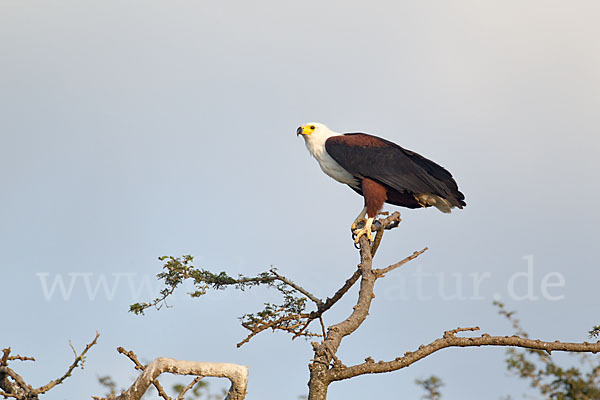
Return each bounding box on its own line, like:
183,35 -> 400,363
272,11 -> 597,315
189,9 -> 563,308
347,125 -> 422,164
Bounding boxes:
297,122 -> 466,243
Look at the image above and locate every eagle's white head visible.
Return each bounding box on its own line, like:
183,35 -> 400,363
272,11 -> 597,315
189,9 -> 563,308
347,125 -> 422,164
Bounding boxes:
296,122 -> 334,139
296,122 -> 339,158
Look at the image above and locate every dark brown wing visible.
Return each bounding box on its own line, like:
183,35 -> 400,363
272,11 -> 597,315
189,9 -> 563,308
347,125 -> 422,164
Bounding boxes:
325,133 -> 466,207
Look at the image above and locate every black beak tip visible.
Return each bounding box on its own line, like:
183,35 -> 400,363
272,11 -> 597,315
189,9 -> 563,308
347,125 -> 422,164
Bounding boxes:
296,126 -> 303,136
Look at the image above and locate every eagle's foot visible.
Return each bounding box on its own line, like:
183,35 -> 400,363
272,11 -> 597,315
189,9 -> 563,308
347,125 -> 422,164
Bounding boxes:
352,217 -> 375,244
353,226 -> 373,243
351,207 -> 368,231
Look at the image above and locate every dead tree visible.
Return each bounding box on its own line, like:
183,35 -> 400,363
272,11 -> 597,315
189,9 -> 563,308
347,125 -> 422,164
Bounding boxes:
4,213 -> 599,400
129,212 -> 600,399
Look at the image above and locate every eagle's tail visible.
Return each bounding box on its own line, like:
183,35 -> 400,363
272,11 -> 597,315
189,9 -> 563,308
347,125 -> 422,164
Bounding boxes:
415,194 -> 463,213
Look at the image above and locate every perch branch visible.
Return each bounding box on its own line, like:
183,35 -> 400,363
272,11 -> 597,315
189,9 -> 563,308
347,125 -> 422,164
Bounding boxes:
356,212 -> 401,256
309,224 -> 423,399
322,235 -> 377,356
310,211 -> 403,321
320,235 -> 426,359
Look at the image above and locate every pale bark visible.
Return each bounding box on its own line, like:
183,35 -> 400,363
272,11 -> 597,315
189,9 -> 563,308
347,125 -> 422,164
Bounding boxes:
113,358 -> 248,400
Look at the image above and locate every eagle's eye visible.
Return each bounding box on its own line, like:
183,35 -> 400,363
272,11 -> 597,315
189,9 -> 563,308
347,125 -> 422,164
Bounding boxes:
310,125 -> 316,130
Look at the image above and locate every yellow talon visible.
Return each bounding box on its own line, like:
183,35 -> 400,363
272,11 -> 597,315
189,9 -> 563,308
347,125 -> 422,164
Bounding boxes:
353,217 -> 375,243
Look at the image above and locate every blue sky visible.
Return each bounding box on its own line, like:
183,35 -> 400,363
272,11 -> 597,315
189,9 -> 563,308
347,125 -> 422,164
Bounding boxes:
1,1 -> 599,399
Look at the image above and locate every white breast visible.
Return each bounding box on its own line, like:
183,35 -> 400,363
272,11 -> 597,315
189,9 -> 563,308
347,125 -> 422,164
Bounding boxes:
305,138 -> 360,189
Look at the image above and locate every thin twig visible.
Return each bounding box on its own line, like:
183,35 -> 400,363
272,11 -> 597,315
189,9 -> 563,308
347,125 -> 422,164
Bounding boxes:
5,356 -> 35,363
35,331 -> 100,394
270,269 -> 323,306
117,347 -> 145,371
291,320 -> 313,340
176,376 -> 203,400
374,248 -> 428,277
370,229 -> 384,257
237,312 -> 313,347
0,349 -> 10,367
319,317 -> 327,340
68,340 -> 78,358
150,378 -> 170,400
444,327 -> 480,337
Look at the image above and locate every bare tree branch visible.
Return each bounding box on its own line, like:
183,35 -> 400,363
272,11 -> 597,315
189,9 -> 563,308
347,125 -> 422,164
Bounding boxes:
176,376 -> 203,400
35,332 -> 100,394
374,247 -> 428,277
108,357 -> 248,400
1,350 -> 34,364
328,328 -> 600,382
1,333 -> 100,399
